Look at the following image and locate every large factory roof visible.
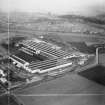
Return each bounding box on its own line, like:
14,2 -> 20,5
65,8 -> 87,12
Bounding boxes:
14,50 -> 46,63
19,39 -> 71,58
28,58 -> 71,71
11,38 -> 89,73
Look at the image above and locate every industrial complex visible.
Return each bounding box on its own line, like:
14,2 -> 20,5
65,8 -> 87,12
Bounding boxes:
9,38 -> 91,73
0,37 -> 94,90
0,10 -> 105,105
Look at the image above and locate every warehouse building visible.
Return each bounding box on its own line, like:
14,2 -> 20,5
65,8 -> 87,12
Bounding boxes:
9,38 -> 89,74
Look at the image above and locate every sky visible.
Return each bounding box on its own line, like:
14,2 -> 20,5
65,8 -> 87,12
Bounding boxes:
0,0 -> 105,16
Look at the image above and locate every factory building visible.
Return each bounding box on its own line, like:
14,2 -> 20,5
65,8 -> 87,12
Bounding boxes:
9,38 -> 88,74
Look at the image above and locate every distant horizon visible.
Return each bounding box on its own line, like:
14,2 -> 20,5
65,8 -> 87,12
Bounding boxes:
0,9 -> 105,17
0,0 -> 105,16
